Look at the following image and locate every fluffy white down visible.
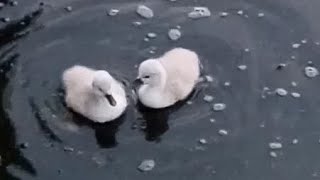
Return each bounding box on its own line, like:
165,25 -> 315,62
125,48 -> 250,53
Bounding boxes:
137,48 -> 200,108
62,65 -> 127,123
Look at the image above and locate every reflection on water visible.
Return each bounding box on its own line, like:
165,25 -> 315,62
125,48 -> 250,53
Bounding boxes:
0,7 -> 42,180
137,87 -> 202,142
137,102 -> 170,142
70,112 -> 126,148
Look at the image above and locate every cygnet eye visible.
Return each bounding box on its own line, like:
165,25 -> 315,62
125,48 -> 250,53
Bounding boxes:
144,75 -> 150,79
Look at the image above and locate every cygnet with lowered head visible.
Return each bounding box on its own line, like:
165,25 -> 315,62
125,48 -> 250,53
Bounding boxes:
135,48 -> 200,108
63,65 -> 127,123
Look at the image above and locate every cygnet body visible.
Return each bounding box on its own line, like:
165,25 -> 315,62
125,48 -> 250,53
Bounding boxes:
136,48 -> 200,108
62,65 -> 127,123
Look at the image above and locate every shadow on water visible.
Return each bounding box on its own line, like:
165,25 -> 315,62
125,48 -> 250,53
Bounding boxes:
136,86 -> 203,142
0,7 -> 43,180
71,112 -> 126,149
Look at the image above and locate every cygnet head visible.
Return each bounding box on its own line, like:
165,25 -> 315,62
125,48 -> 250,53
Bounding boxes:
136,59 -> 166,87
92,70 -> 116,106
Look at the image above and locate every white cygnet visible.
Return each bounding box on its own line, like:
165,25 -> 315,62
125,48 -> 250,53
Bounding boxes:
136,48 -> 200,108
62,65 -> 127,123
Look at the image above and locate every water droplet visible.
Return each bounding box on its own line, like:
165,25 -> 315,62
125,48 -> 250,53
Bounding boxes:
199,138 -> 207,144
269,142 -> 282,149
213,103 -> 226,111
132,21 -> 142,26
147,32 -> 157,38
224,81 -> 231,87
10,1 -> 18,6
238,65 -> 247,71
2,17 -> 10,23
188,7 -> 211,19
237,10 -> 244,15
205,75 -> 214,82
218,129 -> 228,136
149,50 -> 155,54
292,43 -> 301,48
276,63 -> 286,70
138,159 -> 155,171
275,88 -> 288,96
291,81 -> 297,87
63,146 -> 74,152
304,66 -> 319,78
108,9 -> 119,16
20,142 -> 29,149
65,6 -> 73,12
220,12 -> 229,17
203,95 -> 214,102
292,139 -> 298,144
258,13 -> 265,17
140,122 -> 147,130
301,39 -> 307,44
269,151 -> 277,158
168,29 -> 181,41
136,5 -> 154,19
291,92 -> 301,98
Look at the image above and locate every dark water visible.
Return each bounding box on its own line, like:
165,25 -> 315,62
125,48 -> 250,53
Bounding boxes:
1,0 -> 320,179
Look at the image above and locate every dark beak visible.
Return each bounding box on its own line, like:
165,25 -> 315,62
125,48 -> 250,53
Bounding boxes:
105,94 -> 116,106
133,78 -> 143,88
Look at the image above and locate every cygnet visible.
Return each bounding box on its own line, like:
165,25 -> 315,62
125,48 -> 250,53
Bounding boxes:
135,48 -> 200,108
62,65 -> 127,123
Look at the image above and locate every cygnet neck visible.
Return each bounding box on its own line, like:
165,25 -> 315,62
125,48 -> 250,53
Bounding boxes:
151,65 -> 167,91
92,76 -> 113,98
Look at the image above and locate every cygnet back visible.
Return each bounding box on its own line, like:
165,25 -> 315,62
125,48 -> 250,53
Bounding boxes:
159,48 -> 200,101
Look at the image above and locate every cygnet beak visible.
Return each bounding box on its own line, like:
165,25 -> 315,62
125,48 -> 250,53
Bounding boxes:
133,78 -> 143,88
105,94 -> 117,106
